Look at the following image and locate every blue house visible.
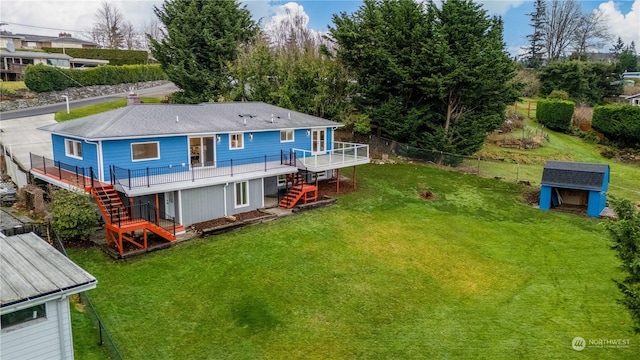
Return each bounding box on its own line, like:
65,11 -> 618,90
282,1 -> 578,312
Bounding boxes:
31,100 -> 369,254
539,161 -> 610,217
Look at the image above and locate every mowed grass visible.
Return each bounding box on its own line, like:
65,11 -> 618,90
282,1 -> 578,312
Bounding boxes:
55,97 -> 163,122
476,103 -> 640,203
69,163 -> 639,359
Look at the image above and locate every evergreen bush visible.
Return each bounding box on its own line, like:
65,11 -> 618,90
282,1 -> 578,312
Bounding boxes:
592,104 -> 640,148
536,98 -> 575,132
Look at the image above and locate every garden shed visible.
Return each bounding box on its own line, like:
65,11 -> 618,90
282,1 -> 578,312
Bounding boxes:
539,161 -> 610,217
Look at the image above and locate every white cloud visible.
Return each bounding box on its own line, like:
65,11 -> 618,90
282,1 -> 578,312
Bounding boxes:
426,0 -> 526,16
594,0 -> 640,49
0,0 -> 161,39
477,0 -> 526,16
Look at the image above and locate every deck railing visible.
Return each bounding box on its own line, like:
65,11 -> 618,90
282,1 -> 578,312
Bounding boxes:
107,201 -> 176,236
293,142 -> 369,168
112,150 -> 297,190
30,153 -> 96,189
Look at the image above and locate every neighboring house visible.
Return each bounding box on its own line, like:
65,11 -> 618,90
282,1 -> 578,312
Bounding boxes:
0,50 -> 71,81
624,93 -> 640,106
1,31 -> 105,80
539,161 -> 610,217
0,232 -> 97,359
622,71 -> 640,80
0,50 -> 109,81
30,100 -> 369,254
0,32 -> 99,50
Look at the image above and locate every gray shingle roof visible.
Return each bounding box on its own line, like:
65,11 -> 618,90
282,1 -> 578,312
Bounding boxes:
39,102 -> 342,140
0,233 -> 97,308
541,161 -> 609,191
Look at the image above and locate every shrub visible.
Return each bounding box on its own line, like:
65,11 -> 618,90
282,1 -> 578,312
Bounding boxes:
536,98 -> 575,132
24,64 -> 166,92
43,47 -> 149,65
548,90 -> 569,100
592,104 -> 640,148
51,189 -> 100,242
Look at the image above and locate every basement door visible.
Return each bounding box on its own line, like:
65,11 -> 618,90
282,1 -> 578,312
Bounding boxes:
165,191 -> 176,219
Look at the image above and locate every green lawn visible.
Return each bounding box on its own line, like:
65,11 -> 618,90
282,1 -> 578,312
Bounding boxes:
55,97 -> 163,122
68,163 -> 639,359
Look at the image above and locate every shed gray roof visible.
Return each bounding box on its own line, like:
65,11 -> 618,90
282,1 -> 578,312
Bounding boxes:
39,102 -> 342,140
0,233 -> 97,309
541,161 -> 609,191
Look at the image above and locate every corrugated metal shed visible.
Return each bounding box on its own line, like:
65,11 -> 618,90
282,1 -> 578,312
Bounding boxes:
0,233 -> 96,310
39,102 -> 341,140
541,161 -> 609,191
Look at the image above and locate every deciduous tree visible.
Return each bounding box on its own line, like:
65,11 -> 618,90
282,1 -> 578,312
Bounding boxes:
149,0 -> 258,103
91,1 -> 126,49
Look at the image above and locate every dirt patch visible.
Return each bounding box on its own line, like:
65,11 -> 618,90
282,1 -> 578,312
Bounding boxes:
418,190 -> 436,200
523,189 -> 541,206
190,210 -> 269,233
317,179 -> 356,198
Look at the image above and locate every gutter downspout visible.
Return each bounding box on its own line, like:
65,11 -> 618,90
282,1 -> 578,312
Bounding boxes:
83,139 -> 103,182
223,183 -> 229,217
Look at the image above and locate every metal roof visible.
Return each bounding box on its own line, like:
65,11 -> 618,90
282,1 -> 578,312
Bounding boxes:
541,161 -> 609,191
15,33 -> 99,47
0,233 -> 97,309
39,102 -> 342,140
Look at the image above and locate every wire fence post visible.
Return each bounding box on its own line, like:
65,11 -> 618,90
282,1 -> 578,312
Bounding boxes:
477,157 -> 480,175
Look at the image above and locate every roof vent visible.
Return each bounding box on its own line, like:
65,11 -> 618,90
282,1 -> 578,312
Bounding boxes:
288,112 -> 291,120
271,114 -> 274,123
244,118 -> 247,126
176,116 -> 179,123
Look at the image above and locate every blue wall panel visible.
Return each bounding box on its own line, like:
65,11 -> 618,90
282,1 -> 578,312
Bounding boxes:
51,134 -> 98,177
102,136 -> 189,182
539,186 -> 552,211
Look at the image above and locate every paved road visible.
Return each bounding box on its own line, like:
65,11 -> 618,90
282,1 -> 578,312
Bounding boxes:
0,82 -> 178,120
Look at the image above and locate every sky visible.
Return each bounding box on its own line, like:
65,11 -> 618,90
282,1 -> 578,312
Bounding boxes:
0,0 -> 638,57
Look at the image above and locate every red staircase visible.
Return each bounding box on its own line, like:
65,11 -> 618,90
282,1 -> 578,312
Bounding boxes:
91,183 -> 178,255
279,173 -> 318,209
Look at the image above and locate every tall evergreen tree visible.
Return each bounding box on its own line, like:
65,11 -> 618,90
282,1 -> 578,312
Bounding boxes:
610,36 -> 626,57
524,0 -> 546,68
149,0 -> 257,103
331,0 -> 518,156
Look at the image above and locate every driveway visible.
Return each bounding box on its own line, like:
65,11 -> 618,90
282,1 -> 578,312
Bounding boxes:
0,114 -> 56,170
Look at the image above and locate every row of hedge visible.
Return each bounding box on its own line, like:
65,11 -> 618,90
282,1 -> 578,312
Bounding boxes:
24,64 -> 167,92
42,47 -> 149,65
592,104 -> 640,148
536,98 -> 575,132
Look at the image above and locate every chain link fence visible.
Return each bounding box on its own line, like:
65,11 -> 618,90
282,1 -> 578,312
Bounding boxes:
5,223 -> 123,360
349,133 -> 535,184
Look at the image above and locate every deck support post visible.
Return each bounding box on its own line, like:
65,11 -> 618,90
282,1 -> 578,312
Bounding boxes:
336,168 -> 340,194
155,194 -> 160,224
353,166 -> 357,190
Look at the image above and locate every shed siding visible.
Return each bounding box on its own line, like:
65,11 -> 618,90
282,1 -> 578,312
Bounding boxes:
51,134 -> 98,174
102,136 -> 189,182
0,299 -> 72,360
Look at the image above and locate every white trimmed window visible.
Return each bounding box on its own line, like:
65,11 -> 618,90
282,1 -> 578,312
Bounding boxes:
277,174 -> 287,187
65,139 -> 82,159
1,303 -> 46,329
280,129 -> 294,142
235,181 -> 249,207
131,142 -> 160,161
230,133 -> 244,149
